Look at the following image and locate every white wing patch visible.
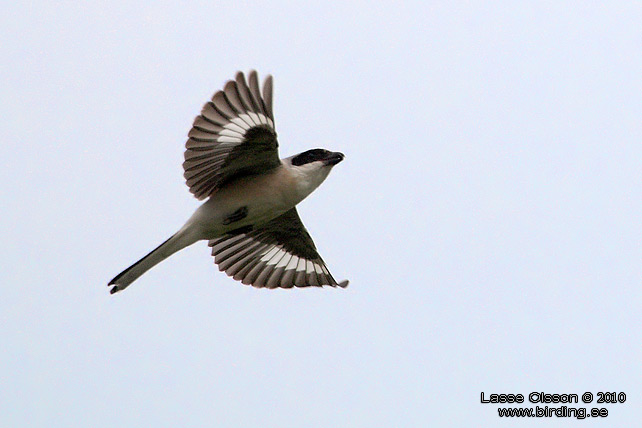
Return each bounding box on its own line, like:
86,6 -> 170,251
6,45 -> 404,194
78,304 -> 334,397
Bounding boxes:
306,260 -> 315,274
208,235 -> 348,289
233,113 -> 272,129
285,256 -> 299,270
213,113 -> 274,152
217,135 -> 243,144
260,246 -> 283,263
183,71 -> 278,200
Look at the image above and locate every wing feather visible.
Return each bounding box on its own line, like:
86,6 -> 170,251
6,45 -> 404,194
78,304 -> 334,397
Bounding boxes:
235,72 -> 258,114
207,208 -> 348,289
248,71 -> 267,117
262,75 -> 274,120
184,71 -> 279,200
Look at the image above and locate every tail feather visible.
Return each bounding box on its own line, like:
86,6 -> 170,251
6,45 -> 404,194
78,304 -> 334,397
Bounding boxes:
108,228 -> 199,294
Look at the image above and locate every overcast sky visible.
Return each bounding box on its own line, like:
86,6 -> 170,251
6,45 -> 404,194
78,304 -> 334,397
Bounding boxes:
1,1 -> 640,426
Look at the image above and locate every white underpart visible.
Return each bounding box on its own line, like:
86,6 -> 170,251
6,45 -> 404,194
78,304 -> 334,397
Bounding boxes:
288,162 -> 333,204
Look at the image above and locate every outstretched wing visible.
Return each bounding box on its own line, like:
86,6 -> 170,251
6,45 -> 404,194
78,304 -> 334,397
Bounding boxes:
184,70 -> 280,200
209,208 -> 349,289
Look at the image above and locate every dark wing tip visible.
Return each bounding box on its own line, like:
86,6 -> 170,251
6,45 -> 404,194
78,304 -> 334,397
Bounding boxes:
338,280 -> 349,288
262,74 -> 274,119
109,285 -> 120,294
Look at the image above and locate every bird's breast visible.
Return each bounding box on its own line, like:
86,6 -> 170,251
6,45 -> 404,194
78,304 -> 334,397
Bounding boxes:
191,168 -> 302,238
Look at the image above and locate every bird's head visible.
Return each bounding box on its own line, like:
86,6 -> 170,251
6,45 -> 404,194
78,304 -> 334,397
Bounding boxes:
290,148 -> 345,168
284,148 -> 345,198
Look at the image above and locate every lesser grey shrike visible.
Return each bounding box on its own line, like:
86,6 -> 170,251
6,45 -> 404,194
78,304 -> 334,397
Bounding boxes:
108,70 -> 348,294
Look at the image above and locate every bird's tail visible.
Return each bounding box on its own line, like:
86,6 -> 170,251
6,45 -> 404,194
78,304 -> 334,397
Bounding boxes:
108,226 -> 200,294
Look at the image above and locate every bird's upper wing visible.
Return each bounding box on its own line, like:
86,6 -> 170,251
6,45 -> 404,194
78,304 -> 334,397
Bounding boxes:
208,208 -> 349,289
184,70 -> 280,200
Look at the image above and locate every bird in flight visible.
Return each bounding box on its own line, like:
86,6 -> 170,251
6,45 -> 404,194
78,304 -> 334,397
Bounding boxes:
108,70 -> 348,294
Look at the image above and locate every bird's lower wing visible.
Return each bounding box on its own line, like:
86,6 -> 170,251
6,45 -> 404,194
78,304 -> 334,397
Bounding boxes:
208,208 -> 348,289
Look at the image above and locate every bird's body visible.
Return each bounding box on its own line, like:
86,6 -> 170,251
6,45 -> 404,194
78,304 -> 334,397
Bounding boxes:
108,71 -> 347,293
187,160 -> 330,238
193,168 -> 295,236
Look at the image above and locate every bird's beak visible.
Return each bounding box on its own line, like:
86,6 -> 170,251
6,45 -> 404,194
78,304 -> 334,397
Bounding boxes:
324,151 -> 345,166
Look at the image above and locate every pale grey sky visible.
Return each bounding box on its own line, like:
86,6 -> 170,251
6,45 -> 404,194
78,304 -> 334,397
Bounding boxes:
1,1 -> 640,426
